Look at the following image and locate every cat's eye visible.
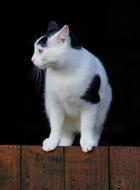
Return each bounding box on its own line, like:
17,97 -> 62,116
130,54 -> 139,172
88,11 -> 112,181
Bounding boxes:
38,49 -> 43,54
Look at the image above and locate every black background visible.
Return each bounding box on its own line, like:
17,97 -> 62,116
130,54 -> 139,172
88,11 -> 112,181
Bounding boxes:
1,1 -> 140,146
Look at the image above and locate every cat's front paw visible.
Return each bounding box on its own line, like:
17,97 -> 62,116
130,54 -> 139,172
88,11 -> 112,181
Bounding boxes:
42,138 -> 59,152
80,137 -> 97,153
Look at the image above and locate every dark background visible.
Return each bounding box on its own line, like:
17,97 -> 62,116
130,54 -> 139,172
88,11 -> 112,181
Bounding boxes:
1,1 -> 140,146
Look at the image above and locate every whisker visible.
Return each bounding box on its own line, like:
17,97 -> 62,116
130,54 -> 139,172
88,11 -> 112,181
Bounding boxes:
28,65 -> 36,80
35,67 -> 39,88
38,69 -> 42,92
36,68 -> 40,91
36,67 -> 44,93
28,64 -> 45,93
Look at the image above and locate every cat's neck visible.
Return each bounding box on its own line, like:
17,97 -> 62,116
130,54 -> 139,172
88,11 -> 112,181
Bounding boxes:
50,47 -> 86,72
47,48 -> 91,78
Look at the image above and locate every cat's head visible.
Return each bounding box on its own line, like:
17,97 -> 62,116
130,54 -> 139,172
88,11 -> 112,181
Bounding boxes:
31,21 -> 81,69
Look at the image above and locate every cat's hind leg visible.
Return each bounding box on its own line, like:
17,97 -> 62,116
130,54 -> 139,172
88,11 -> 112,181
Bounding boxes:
59,118 -> 75,146
59,128 -> 75,146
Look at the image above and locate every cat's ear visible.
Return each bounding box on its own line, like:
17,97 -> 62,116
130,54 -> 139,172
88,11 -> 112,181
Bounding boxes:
57,25 -> 69,44
47,21 -> 60,32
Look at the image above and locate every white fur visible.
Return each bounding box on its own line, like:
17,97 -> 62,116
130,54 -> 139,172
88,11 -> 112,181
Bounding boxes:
32,25 -> 112,152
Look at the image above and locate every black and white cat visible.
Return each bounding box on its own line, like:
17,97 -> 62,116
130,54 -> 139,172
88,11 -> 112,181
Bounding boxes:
31,21 -> 112,152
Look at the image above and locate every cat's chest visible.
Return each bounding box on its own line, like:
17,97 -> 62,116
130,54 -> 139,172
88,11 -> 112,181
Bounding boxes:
46,74 -> 83,116
51,81 -> 80,101
46,72 -> 84,99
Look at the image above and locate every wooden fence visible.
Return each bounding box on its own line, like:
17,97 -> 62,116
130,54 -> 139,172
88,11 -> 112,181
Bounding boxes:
0,146 -> 140,190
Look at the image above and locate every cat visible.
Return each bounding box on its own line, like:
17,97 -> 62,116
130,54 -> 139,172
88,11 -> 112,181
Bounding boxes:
31,21 -> 112,152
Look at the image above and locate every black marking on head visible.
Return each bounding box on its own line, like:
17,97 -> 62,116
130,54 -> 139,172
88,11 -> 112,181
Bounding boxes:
37,21 -> 82,49
37,21 -> 60,47
70,32 -> 82,49
81,75 -> 101,104
47,21 -> 60,39
37,35 -> 48,47
47,21 -> 60,35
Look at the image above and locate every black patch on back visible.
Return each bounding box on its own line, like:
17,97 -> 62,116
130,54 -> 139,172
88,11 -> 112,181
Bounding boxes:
37,21 -> 60,47
70,32 -> 82,49
81,75 -> 101,104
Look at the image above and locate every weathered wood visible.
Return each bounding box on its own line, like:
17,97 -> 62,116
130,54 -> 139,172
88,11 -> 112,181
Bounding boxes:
110,147 -> 140,190
64,146 -> 109,190
0,146 -> 140,190
21,146 -> 64,190
0,145 -> 20,190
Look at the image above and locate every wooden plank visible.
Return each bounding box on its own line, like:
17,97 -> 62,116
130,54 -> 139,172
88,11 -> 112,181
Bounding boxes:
65,146 -> 109,190
21,146 -> 64,190
110,147 -> 140,190
0,145 -> 20,190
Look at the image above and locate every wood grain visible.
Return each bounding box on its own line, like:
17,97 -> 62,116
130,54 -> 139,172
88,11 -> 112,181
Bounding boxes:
1,146 -> 140,190
21,146 -> 64,190
110,147 -> 140,190
0,145 -> 20,190
64,146 -> 109,190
